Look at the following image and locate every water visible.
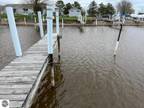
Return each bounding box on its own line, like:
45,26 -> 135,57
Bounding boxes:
31,26 -> 144,108
0,26 -> 40,70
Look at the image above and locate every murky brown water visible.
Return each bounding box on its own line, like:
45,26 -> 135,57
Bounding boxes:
31,26 -> 144,108
0,26 -> 40,70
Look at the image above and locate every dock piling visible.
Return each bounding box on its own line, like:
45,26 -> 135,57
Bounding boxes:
114,24 -> 123,56
62,18 -> 64,29
57,35 -> 61,63
38,11 -> 44,38
55,8 -> 62,63
96,18 -> 98,25
47,5 -> 55,87
24,17 -> 27,25
6,7 -> 22,57
56,8 -> 60,35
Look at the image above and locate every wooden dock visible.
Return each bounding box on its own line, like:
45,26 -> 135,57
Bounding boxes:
0,36 -> 57,108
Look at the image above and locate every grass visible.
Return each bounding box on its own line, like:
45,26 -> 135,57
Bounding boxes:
0,13 -> 37,22
60,16 -> 77,24
0,13 -> 96,24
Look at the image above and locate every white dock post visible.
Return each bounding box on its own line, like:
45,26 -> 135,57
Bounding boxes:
24,17 -> 27,25
47,5 -> 55,86
85,14 -> 87,24
38,11 -> 44,38
47,6 -> 53,55
62,17 -> 64,29
6,7 -> 22,57
96,18 -> 98,25
34,16 -> 37,23
56,8 -> 60,35
122,16 -> 125,24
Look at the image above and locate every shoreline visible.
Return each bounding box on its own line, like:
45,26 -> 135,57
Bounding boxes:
1,21 -> 144,27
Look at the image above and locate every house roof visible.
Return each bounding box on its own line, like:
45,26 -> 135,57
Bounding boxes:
1,3 -> 47,9
3,4 -> 33,8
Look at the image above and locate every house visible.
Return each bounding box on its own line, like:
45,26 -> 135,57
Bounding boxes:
69,8 -> 81,17
131,14 -> 144,21
2,4 -> 34,15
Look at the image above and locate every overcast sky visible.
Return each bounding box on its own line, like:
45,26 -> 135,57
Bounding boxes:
0,0 -> 144,13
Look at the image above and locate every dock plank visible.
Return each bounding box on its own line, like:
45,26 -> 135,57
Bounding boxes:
0,88 -> 30,95
0,94 -> 26,101
10,101 -> 23,108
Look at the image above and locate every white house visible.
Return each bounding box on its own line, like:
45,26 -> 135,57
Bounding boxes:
131,14 -> 144,21
69,8 -> 81,17
2,4 -> 34,15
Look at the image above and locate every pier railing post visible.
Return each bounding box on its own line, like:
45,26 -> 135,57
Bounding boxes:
6,7 -> 22,57
96,18 -> 98,25
38,11 -> 44,38
55,7 -> 62,63
47,5 -> 55,86
62,17 -> 64,29
47,5 -> 54,59
56,8 -> 60,35
24,17 -> 27,25
85,14 -> 87,24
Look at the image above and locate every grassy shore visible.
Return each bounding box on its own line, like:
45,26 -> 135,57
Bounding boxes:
1,14 -> 144,26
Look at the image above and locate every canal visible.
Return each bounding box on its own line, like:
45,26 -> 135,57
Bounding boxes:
31,26 -> 144,108
0,26 -> 41,70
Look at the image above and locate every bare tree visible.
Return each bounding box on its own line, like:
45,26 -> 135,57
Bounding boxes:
117,0 -> 134,16
26,0 -> 48,14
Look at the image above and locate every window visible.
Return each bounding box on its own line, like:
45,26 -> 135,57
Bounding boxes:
13,8 -> 16,13
23,8 -> 28,12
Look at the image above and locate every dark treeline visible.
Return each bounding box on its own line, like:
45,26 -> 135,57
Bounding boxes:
56,0 -> 134,17
25,0 -> 134,17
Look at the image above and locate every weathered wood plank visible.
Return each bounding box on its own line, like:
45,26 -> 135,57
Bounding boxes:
0,88 -> 30,95
8,63 -> 43,66
0,84 -> 32,89
10,101 -> 23,108
0,72 -> 38,77
0,76 -> 36,84
2,67 -> 41,71
0,94 -> 26,101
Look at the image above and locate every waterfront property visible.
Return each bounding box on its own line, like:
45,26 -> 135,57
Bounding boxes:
69,7 -> 81,17
0,4 -> 47,15
1,2 -> 144,108
0,4 -> 33,15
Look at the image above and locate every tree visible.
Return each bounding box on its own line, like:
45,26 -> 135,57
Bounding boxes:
106,3 -> 115,16
63,3 -> 72,15
98,3 -> 107,16
56,0 -> 65,15
98,3 -> 115,16
73,1 -> 81,9
117,0 -> 134,16
26,0 -> 47,14
87,0 -> 98,17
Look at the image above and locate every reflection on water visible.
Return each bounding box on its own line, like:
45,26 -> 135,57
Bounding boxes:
0,26 -> 40,70
32,26 -> 144,108
31,64 -> 64,108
